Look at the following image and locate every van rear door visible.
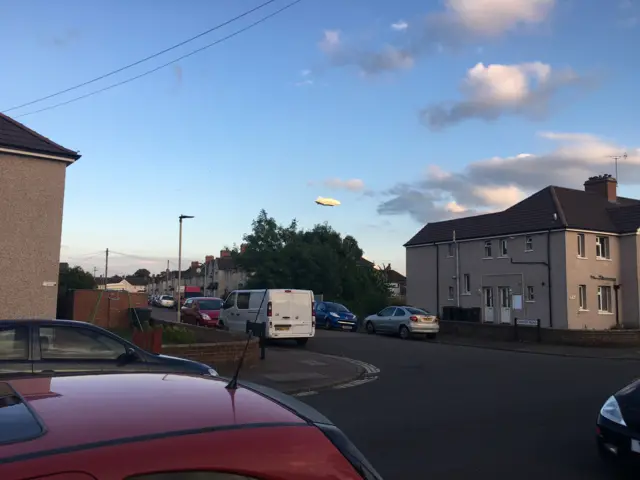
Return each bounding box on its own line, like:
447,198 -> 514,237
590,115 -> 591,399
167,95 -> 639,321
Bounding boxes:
269,290 -> 313,337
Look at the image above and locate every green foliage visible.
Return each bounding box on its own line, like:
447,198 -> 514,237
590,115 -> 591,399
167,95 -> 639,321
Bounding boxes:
231,210 -> 391,317
58,265 -> 96,294
133,268 -> 150,278
161,325 -> 197,344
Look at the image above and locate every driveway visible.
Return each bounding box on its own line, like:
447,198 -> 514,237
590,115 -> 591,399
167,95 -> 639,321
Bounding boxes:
302,330 -> 640,479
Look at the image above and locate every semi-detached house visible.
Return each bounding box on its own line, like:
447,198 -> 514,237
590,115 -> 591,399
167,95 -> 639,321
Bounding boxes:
405,174 -> 640,330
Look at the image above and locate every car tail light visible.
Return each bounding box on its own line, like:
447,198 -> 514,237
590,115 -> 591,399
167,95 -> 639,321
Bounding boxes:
267,301 -> 272,317
410,316 -> 418,322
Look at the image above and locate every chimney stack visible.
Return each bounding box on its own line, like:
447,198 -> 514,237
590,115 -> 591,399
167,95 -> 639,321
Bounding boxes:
205,255 -> 214,263
220,249 -> 231,258
584,174 -> 617,203
240,244 -> 247,253
190,261 -> 200,269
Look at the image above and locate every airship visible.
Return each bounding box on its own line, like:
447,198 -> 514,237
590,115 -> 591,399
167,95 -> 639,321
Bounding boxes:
315,196 -> 341,207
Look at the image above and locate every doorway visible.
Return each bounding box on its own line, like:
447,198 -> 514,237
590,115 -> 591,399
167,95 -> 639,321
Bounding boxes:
483,287 -> 494,323
498,287 -> 512,324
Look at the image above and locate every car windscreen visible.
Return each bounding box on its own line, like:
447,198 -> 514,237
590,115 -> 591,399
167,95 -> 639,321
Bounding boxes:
199,299 -> 222,310
326,302 -> 350,313
185,292 -> 203,299
161,296 -> 173,300
406,307 -> 430,315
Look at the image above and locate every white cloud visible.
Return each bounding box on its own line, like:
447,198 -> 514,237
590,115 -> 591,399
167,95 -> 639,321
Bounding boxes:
377,132 -> 640,223
318,0 -> 556,74
391,20 -> 408,31
421,61 -> 590,130
324,178 -> 365,192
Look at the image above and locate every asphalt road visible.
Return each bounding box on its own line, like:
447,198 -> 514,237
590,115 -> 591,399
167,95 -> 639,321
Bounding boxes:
303,330 -> 640,480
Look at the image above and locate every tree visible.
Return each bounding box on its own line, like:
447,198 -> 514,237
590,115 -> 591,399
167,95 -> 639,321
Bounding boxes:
133,268 -> 150,278
232,210 -> 391,317
57,265 -> 97,318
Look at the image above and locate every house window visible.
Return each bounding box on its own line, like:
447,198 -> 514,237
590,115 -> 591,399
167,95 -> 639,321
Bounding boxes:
526,286 -> 535,302
484,241 -> 492,258
448,286 -> 455,300
525,236 -> 533,252
597,286 -> 612,313
499,239 -> 508,257
447,243 -> 455,257
596,236 -> 610,259
463,274 -> 470,294
578,285 -> 587,310
577,234 -> 586,258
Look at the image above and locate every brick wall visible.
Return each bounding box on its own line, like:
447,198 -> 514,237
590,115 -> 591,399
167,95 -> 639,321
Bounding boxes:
72,289 -> 147,329
162,339 -> 259,367
439,320 -> 640,347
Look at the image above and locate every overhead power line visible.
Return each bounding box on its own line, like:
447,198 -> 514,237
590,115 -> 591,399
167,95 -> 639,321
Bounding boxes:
15,0 -> 303,118
2,0 -> 279,114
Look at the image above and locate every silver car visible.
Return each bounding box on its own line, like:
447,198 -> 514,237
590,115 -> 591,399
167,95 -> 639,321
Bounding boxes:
364,306 -> 439,340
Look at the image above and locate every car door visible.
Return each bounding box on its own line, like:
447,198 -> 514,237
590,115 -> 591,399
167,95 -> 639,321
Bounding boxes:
235,292 -> 251,331
221,292 -> 239,331
0,324 -> 33,376
34,325 -> 147,375
390,307 -> 407,332
315,302 -> 328,326
373,307 -> 396,332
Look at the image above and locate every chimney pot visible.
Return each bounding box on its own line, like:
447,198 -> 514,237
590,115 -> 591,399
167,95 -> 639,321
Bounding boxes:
584,174 -> 617,202
220,250 -> 231,258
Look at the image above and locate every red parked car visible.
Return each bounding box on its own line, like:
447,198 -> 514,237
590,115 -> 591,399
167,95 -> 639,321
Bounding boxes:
0,373 -> 382,479
181,296 -> 223,327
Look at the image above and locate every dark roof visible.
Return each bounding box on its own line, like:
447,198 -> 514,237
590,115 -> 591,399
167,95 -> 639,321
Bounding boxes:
405,185 -> 640,246
386,269 -> 406,284
217,257 -> 237,271
357,257 -> 375,268
125,276 -> 148,286
0,113 -> 80,161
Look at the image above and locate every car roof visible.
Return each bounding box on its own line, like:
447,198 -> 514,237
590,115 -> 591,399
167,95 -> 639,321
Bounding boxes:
0,319 -> 95,327
195,297 -> 223,301
0,373 -> 306,460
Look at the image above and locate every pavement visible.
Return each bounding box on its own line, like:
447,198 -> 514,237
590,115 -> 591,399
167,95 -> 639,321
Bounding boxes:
301,329 -> 640,480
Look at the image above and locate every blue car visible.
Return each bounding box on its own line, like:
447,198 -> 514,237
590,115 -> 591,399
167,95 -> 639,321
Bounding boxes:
314,302 -> 358,331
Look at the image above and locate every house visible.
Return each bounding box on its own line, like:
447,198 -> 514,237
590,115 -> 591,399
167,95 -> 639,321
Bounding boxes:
0,113 -> 80,319
405,175 -> 640,330
384,268 -> 407,298
97,276 -> 147,293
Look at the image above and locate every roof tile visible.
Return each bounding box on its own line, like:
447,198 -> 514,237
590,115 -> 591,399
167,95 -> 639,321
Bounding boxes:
0,113 -> 80,160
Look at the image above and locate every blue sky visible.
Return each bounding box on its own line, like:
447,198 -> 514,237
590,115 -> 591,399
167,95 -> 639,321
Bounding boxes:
2,0 -> 639,276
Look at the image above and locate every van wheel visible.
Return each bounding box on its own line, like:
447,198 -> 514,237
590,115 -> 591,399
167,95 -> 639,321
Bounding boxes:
366,321 -> 375,334
296,338 -> 309,347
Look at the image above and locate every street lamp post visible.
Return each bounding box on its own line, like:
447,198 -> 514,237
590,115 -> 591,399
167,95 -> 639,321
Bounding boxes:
177,214 -> 194,323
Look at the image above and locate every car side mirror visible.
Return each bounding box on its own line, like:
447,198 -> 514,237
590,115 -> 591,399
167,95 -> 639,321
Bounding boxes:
125,347 -> 140,360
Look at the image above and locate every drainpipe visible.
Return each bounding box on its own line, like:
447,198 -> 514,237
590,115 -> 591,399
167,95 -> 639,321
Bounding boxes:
614,284 -> 621,327
454,230 -> 460,308
547,229 -> 553,328
436,244 -> 440,316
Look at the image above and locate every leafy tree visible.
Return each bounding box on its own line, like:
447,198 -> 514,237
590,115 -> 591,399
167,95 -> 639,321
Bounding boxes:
231,210 -> 391,318
133,268 -> 151,278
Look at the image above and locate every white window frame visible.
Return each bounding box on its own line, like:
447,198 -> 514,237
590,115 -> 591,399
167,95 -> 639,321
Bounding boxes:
526,286 -> 535,302
577,234 -> 586,258
525,236 -> 533,252
448,286 -> 455,300
578,285 -> 587,310
597,286 -> 612,313
447,243 -> 455,258
499,239 -> 508,257
463,274 -> 470,294
483,240 -> 492,258
595,236 -> 610,260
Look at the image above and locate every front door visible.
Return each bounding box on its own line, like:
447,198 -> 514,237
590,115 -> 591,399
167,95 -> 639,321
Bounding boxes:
483,287 -> 494,323
498,287 -> 512,324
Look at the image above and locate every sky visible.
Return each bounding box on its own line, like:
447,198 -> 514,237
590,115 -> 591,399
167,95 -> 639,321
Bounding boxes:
1,0 -> 639,277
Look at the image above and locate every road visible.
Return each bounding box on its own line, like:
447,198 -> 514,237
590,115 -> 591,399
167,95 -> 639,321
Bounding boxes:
302,330 -> 639,480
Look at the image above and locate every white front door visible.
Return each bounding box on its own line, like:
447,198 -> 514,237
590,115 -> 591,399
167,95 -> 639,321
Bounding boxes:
483,287 -> 494,323
498,287 -> 512,324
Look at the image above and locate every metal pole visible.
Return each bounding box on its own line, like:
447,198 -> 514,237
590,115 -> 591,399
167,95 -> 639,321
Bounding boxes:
454,231 -> 460,308
177,218 -> 183,324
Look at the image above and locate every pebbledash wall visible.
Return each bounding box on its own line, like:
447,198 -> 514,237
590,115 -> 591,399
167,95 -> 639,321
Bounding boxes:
440,320 -> 640,347
152,318 -> 259,367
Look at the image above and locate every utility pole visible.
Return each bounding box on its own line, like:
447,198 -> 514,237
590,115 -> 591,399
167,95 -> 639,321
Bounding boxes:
177,215 -> 194,323
104,248 -> 109,289
166,260 -> 170,294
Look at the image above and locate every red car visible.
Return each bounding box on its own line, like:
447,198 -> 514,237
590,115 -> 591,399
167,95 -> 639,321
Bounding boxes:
0,373 -> 382,479
181,296 -> 223,327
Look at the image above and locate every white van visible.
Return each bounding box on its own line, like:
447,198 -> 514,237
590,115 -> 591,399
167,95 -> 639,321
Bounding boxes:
220,289 -> 315,346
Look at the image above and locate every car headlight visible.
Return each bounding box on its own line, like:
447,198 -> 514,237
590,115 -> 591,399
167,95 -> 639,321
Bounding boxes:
207,368 -> 219,377
329,312 -> 339,318
201,313 -> 211,320
600,396 -> 626,426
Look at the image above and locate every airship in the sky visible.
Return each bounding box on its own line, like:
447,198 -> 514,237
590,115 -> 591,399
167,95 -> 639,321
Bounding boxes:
315,196 -> 341,207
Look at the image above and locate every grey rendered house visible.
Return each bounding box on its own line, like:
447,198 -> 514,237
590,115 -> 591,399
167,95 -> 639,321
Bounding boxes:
405,175 -> 640,330
0,113 -> 80,319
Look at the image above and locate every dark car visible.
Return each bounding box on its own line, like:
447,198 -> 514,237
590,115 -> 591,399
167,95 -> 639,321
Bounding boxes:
181,297 -> 223,327
0,319 -> 218,378
596,378 -> 640,468
315,302 -> 358,331
0,373 -> 383,479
